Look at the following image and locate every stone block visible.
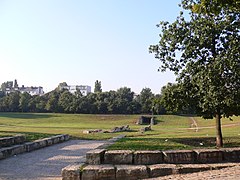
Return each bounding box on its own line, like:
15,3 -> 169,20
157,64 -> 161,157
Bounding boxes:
177,164 -> 210,174
25,142 -> 40,152
104,150 -> 133,164
163,150 -> 196,164
134,150 -> 163,165
64,134 -> 70,141
52,136 -> 60,144
86,149 -> 106,165
0,137 -> 14,147
0,147 -> 12,159
223,148 -> 240,162
0,151 -> 3,160
147,164 -> 176,178
13,135 -> 26,144
41,138 -> 53,146
82,165 -> 115,180
59,135 -> 65,142
11,145 -> 26,155
61,163 -> 83,180
34,140 -> 47,148
115,165 -> 148,180
194,149 -> 224,163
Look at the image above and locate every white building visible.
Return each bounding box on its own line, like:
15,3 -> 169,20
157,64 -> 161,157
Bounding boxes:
59,85 -> 91,96
5,86 -> 44,96
19,86 -> 44,96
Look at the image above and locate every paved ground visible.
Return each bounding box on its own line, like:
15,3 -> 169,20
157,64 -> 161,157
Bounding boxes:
149,164 -> 240,180
0,140 -> 107,180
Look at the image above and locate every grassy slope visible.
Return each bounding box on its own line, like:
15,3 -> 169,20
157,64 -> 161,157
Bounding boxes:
0,113 -> 239,150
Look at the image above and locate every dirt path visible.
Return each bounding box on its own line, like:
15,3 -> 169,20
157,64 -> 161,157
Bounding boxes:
0,140 -> 107,180
189,117 -> 199,132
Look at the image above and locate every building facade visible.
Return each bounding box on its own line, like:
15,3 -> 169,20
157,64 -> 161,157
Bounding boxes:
59,85 -> 91,96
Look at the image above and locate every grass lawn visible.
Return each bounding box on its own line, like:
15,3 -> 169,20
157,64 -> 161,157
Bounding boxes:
0,113 -> 239,150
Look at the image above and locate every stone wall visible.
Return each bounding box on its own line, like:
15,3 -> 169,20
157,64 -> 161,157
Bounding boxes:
62,147 -> 240,180
0,134 -> 69,160
0,135 -> 26,148
62,162 -> 239,180
86,148 -> 240,165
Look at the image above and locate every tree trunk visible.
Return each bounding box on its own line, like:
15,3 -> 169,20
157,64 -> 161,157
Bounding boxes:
215,113 -> 223,148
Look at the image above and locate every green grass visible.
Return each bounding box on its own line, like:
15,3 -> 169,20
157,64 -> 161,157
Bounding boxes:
0,113 -> 240,150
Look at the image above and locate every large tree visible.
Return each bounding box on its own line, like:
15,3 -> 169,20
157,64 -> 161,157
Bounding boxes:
149,0 -> 240,147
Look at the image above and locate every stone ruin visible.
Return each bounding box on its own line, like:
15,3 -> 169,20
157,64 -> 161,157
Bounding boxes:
82,125 -> 131,134
140,125 -> 152,133
136,116 -> 156,125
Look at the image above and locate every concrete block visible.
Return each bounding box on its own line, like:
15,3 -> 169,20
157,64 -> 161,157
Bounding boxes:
163,150 -> 196,164
104,150 -> 133,164
115,165 -> 148,180
61,163 -> 83,180
148,164 -> 176,178
223,148 -> 240,162
82,165 -> 115,180
134,150 -> 163,165
194,149 -> 224,163
86,149 -> 106,165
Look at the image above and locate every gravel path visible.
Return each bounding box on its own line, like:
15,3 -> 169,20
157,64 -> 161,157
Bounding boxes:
0,140 -> 107,180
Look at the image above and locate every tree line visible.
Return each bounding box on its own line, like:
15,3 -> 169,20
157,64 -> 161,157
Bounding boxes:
0,85 -> 172,114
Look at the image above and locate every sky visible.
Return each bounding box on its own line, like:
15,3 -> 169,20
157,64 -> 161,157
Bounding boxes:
0,0 -> 183,94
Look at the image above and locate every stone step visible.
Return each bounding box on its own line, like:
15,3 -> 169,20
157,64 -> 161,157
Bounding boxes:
0,135 -> 26,148
0,134 -> 69,160
86,148 -> 240,165
62,162 -> 239,180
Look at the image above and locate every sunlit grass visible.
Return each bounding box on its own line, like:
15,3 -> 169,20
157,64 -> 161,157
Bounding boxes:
0,113 -> 239,150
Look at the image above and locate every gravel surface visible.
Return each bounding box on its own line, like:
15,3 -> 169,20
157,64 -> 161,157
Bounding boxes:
0,140 -> 107,180
147,164 -> 240,180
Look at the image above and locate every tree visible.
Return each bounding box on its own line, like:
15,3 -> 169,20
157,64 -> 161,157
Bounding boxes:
185,0 -> 240,14
19,92 -> 31,112
137,88 -> 154,114
58,90 -> 75,113
14,79 -> 18,88
149,0 -> 240,147
94,80 -> 102,93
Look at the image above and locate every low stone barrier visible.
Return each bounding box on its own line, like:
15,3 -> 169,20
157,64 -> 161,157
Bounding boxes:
0,134 -> 69,160
62,147 -> 240,179
62,162 -> 239,180
0,135 -> 26,148
85,148 -> 240,165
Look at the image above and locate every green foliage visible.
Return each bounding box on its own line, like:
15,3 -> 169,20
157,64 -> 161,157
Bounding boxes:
149,0 -> 240,119
150,0 -> 239,147
182,0 -> 240,15
94,80 -> 102,93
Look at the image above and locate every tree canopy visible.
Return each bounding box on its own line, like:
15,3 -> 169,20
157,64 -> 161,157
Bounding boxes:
149,0 -> 240,147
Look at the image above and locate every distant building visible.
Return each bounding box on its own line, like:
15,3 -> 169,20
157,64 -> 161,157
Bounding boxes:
19,86 -> 44,96
59,85 -> 91,96
1,80 -> 44,96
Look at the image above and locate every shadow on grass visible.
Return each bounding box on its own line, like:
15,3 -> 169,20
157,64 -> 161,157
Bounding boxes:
0,113 -> 56,119
108,136 -> 240,150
